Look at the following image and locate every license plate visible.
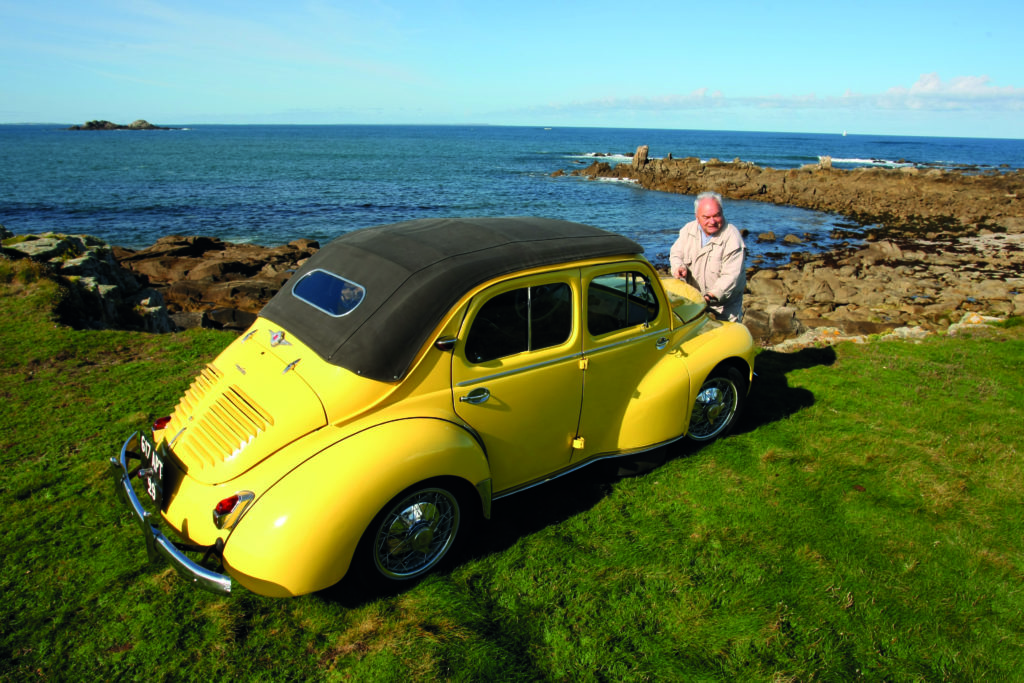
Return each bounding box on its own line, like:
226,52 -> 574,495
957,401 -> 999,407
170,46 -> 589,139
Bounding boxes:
139,433 -> 165,508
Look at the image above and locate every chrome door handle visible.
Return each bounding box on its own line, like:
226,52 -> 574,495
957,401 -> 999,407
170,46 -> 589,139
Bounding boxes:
656,337 -> 669,350
459,387 -> 491,404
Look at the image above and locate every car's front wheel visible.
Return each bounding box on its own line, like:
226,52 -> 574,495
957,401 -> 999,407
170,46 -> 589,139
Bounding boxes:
367,483 -> 463,581
686,367 -> 747,442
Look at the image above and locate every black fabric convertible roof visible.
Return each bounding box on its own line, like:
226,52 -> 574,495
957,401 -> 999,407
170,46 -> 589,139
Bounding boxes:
259,217 -> 643,382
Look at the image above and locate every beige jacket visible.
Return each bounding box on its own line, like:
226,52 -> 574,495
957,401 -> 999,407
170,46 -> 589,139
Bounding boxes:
669,220 -> 746,321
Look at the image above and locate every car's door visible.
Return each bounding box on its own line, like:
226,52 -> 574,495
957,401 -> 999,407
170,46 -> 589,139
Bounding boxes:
452,273 -> 583,492
574,263 -> 682,459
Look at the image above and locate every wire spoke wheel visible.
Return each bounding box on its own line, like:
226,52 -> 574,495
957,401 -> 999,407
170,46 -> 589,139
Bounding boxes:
687,368 -> 745,442
371,486 -> 460,580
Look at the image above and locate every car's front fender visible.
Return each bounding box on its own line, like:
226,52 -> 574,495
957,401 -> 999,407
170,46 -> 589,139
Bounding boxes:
681,319 -> 756,389
222,418 -> 489,597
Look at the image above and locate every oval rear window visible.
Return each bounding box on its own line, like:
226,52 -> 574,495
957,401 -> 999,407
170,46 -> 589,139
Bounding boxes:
291,269 -> 366,317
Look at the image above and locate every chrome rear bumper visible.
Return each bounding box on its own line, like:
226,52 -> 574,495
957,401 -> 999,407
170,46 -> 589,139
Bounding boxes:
110,433 -> 233,595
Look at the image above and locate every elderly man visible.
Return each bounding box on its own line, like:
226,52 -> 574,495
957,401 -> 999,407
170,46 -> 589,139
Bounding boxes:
669,191 -> 746,322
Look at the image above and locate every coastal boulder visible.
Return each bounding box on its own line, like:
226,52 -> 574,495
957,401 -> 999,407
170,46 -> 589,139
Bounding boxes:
632,145 -> 649,169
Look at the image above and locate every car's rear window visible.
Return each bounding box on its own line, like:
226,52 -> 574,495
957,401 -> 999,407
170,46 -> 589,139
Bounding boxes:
291,269 -> 365,317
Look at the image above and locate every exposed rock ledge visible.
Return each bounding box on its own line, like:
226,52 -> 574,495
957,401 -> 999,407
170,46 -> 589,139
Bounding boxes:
1,226 -> 172,332
2,226 -> 318,332
112,235 -> 320,330
559,148 -> 1023,229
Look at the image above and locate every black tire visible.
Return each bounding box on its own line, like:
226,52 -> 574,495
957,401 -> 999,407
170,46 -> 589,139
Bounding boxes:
365,482 -> 464,581
686,366 -> 747,442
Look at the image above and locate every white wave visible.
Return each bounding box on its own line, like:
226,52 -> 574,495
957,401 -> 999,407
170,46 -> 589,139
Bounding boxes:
594,177 -> 639,184
824,156 -> 913,167
572,152 -> 634,161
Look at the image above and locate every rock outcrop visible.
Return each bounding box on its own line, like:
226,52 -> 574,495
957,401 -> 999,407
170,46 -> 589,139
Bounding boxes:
566,153 -> 1023,231
114,235 -> 319,330
2,228 -> 320,332
1,227 -> 172,332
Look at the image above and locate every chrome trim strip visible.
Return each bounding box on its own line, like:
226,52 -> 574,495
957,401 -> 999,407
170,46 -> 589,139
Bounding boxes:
456,351 -> 583,387
586,326 -> 671,355
492,431 -> 687,501
456,326 -> 673,388
110,433 -> 233,595
169,426 -> 187,447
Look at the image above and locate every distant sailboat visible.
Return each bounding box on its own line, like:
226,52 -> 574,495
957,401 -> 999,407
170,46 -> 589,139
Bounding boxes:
842,130 -> 847,137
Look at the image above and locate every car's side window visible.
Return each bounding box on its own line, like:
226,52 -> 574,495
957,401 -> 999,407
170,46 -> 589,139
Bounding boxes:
587,271 -> 660,336
465,282 -> 572,363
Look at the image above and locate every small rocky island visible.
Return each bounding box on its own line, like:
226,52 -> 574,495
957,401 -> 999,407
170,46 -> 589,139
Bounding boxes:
67,119 -> 176,131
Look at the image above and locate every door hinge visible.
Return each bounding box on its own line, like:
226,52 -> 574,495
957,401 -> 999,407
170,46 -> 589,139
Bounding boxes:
572,436 -> 585,450
578,357 -> 589,371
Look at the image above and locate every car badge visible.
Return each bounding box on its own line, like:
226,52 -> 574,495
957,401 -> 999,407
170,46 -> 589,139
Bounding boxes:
269,330 -> 291,347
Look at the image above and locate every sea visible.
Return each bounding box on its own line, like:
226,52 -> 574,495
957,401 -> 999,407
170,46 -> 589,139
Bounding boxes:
2,124 -> 1023,268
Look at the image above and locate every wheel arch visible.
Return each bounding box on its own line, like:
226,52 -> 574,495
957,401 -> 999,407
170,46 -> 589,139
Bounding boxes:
686,361 -> 750,443
221,417 -> 490,597
357,473 -> 480,583
710,355 -> 753,393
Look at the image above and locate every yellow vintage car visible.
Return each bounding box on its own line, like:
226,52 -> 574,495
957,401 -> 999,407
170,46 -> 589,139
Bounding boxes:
111,217 -> 755,597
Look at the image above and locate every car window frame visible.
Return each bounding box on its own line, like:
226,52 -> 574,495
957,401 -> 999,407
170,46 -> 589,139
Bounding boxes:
459,272 -> 580,367
583,265 -> 664,339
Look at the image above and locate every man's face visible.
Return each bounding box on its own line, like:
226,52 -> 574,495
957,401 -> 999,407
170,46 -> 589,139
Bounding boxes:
696,199 -> 724,236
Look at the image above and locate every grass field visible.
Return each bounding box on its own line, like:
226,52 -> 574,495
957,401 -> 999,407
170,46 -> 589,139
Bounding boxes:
2,261 -> 1022,681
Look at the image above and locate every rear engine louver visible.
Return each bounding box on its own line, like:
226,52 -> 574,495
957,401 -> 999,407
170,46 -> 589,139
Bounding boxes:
170,365 -> 274,472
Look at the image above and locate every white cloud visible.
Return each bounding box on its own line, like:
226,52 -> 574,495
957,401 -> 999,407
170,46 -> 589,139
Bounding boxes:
527,74 -> 1024,116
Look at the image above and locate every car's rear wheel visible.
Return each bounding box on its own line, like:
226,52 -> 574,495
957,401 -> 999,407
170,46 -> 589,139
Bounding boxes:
367,483 -> 463,581
686,367 -> 747,442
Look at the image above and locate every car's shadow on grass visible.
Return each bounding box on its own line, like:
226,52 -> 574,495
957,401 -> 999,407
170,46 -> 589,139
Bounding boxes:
735,345 -> 835,434
324,345 -> 836,607
323,464 -> 616,607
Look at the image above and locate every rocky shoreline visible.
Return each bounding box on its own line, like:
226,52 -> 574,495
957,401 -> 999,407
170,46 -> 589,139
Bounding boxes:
558,148 -> 1024,343
3,152 -> 1022,346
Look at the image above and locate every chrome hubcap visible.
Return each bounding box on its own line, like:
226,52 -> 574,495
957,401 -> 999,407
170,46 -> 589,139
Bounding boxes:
374,489 -> 459,580
689,378 -> 738,441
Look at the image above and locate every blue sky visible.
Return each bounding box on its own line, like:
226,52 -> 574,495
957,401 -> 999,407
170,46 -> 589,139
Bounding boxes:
2,0 -> 1022,138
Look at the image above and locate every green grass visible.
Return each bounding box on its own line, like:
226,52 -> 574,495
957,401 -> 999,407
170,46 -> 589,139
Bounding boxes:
2,265 -> 1023,681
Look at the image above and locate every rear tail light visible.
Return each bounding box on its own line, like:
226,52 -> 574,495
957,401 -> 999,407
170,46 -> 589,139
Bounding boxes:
215,495 -> 239,515
152,416 -> 172,431
213,491 -> 255,530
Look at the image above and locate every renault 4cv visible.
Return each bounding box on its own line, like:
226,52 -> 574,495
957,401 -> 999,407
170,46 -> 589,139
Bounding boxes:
111,217 -> 755,597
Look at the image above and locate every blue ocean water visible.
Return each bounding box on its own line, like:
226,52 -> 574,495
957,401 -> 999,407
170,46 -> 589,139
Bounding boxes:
2,124 -> 1022,268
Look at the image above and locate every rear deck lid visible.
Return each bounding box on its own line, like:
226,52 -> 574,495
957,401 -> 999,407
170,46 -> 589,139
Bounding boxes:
162,330 -> 327,485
